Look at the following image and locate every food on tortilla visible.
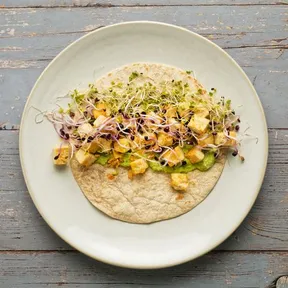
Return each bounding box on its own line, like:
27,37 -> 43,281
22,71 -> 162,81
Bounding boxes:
53,145 -> 70,165
48,63 -> 242,223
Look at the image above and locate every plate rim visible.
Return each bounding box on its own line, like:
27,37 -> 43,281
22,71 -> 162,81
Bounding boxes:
19,21 -> 269,269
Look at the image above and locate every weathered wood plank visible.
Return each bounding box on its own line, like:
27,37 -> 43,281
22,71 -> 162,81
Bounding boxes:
0,6 -> 287,127
1,0 -> 285,8
0,6 -> 287,40
1,29 -> 287,61
1,129 -> 288,251
0,251 -> 287,287
1,47 -> 287,127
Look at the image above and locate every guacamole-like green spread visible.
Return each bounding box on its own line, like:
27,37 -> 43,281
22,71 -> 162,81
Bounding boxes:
119,153 -> 131,167
95,151 -> 215,173
96,154 -> 111,165
149,152 -> 215,173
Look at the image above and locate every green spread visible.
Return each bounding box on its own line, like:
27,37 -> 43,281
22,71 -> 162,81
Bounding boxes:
195,152 -> 215,172
96,154 -> 111,165
119,153 -> 131,167
149,152 -> 215,173
95,151 -> 215,173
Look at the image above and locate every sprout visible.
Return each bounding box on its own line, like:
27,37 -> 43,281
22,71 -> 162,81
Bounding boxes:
44,70 -> 242,164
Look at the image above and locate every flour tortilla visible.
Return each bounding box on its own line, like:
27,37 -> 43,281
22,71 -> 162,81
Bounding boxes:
70,63 -> 226,223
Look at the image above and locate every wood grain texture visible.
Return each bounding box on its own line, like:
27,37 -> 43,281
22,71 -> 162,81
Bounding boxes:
0,6 -> 287,41
1,129 -> 288,251
0,6 -> 287,127
1,0 -> 286,8
1,48 -> 287,127
0,1 -> 287,286
0,251 -> 287,287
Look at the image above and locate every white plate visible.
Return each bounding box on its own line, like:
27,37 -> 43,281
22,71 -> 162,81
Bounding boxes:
20,22 -> 268,269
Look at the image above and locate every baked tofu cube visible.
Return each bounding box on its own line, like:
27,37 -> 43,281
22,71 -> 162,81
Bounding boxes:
226,131 -> 237,146
93,115 -> 108,128
77,123 -> 94,137
130,135 -> 142,150
86,141 -> 98,154
93,109 -> 106,118
114,138 -> 131,153
178,102 -> 190,117
97,138 -> 112,152
167,117 -> 181,129
195,108 -> 209,118
130,159 -> 148,175
174,146 -> 185,161
162,146 -> 185,167
53,146 -> 70,165
157,132 -> 174,147
214,131 -> 237,146
165,106 -> 177,118
148,112 -> 162,124
93,103 -> 110,118
188,115 -> 210,134
142,132 -> 157,145
171,173 -> 189,191
214,132 -> 227,145
113,149 -> 123,159
75,149 -> 96,167
186,147 -> 205,164
87,138 -> 112,153
198,134 -> 214,147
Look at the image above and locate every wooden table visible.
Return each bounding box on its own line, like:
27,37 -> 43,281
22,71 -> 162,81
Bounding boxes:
1,1 -> 287,287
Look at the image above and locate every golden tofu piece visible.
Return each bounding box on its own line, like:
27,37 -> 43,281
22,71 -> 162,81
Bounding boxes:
214,131 -> 237,146
157,132 -> 174,147
165,106 -> 177,118
188,115 -> 210,134
186,147 -> 205,164
142,132 -> 157,146
93,115 -> 108,128
87,138 -> 112,153
174,146 -> 185,160
162,146 -> 185,167
171,173 -> 189,191
96,103 -> 106,110
130,135 -> 142,149
198,134 -> 214,147
114,138 -> 131,153
130,159 -> 148,175
226,131 -> 237,146
96,138 -> 112,152
214,132 -> 226,145
53,146 -> 70,165
85,141 -> 98,154
113,149 -> 123,159
167,117 -> 181,129
92,102 -> 110,118
77,123 -> 94,137
75,149 -> 96,167
93,109 -> 106,118
195,108 -> 209,118
178,102 -> 190,117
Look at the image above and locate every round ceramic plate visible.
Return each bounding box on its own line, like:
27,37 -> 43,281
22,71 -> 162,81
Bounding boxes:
20,22 -> 268,269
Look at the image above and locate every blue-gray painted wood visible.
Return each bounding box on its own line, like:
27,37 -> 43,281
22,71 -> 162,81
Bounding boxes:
0,1 -> 287,287
1,251 -> 287,287
1,49 -> 287,128
0,6 -> 287,127
1,0 -> 284,8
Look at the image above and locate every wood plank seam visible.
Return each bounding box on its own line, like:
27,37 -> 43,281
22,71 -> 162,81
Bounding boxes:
1,3 -> 288,9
